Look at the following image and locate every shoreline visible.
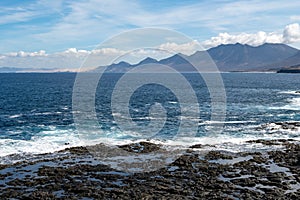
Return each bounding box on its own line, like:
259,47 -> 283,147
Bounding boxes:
1,139 -> 299,199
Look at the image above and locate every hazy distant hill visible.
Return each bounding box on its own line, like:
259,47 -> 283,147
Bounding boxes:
95,43 -> 299,72
0,67 -> 30,72
0,67 -> 63,73
95,58 -> 160,73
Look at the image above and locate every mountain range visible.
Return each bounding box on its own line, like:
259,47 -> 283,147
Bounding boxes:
97,43 -> 300,72
1,43 -> 300,73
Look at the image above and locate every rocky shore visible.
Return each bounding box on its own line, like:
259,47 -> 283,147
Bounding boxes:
0,139 -> 300,199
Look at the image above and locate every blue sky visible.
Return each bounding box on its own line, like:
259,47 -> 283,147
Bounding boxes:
1,0 -> 300,69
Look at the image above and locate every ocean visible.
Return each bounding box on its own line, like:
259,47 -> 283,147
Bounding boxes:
1,72 -> 300,163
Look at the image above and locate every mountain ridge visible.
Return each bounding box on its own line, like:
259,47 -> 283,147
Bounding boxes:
98,43 -> 299,72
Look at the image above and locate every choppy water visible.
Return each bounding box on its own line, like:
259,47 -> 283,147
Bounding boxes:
0,72 -> 300,161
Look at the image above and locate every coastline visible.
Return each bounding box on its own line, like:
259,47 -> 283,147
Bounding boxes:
1,139 -> 299,199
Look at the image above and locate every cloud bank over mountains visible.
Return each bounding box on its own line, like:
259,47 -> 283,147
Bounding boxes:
202,23 -> 300,48
1,23 -> 300,70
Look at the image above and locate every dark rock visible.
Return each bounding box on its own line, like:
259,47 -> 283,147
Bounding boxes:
189,144 -> 203,149
60,146 -> 90,155
1,139 -> 300,199
204,151 -> 234,160
118,141 -> 161,153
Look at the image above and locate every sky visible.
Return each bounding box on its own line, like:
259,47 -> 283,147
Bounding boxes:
1,0 -> 300,70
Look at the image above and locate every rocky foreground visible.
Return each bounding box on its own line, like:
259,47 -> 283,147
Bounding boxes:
0,139 -> 300,199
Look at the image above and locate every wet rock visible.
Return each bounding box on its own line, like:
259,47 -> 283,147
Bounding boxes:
247,139 -> 280,145
189,144 -> 203,149
119,142 -> 161,153
0,164 -> 9,170
60,146 -> 90,155
30,191 -> 56,199
1,139 -> 300,199
204,151 -> 234,160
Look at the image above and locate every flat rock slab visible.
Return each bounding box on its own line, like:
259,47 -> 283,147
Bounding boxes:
0,139 -> 299,199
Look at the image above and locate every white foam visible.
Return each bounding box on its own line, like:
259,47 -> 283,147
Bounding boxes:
269,97 -> 300,111
32,112 -> 56,116
92,128 -> 300,151
279,91 -> 300,95
8,114 -> 22,119
163,136 -> 260,150
281,97 -> 300,110
1,123 -> 300,164
257,122 -> 300,136
61,106 -> 69,110
199,120 -> 256,125
0,126 -> 84,158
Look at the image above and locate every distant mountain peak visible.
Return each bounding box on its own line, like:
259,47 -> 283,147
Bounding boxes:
160,53 -> 190,65
136,57 -> 158,65
218,42 -> 244,47
109,61 -> 131,68
233,42 -> 244,46
116,61 -> 130,65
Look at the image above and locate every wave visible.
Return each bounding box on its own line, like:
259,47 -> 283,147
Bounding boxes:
268,96 -> 300,111
1,125 -> 299,162
6,111 -> 66,120
8,114 -> 23,119
271,91 -> 300,111
1,117 -> 300,164
278,90 -> 300,95
0,125 -> 82,158
199,120 -> 256,125
280,97 -> 300,111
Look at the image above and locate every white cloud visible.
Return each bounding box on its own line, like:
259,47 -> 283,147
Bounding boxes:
158,41 -> 201,55
202,32 -> 282,48
2,23 -> 300,70
4,50 -> 47,57
0,0 -> 63,25
283,23 -> 300,43
90,48 -> 126,56
0,47 -> 129,70
202,23 -> 300,49
2,0 -> 300,53
0,39 -> 208,70
0,11 -> 36,25
290,15 -> 300,21
32,0 -> 300,51
34,0 -> 141,45
0,42 -> 199,70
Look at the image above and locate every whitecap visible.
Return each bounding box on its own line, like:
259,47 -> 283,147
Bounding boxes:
199,120 -> 256,125
281,97 -> 300,110
278,91 -> 300,95
0,125 -> 83,158
8,114 -> 22,119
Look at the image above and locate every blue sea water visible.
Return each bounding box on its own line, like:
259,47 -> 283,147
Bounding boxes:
0,72 -> 300,160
